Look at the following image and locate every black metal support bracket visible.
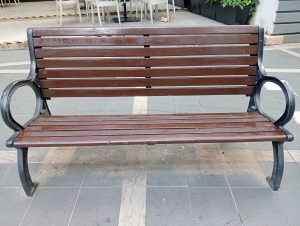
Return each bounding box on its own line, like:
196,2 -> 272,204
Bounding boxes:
17,148 -> 38,196
266,142 -> 284,191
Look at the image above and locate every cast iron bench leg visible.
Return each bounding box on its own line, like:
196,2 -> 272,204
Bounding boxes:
266,141 -> 284,191
17,148 -> 38,197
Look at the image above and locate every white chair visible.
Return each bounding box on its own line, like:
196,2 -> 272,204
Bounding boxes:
91,0 -> 121,26
1,0 -> 19,6
85,0 -> 96,19
141,0 -> 175,24
56,0 -> 82,25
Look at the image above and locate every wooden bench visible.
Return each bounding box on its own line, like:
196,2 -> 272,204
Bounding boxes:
1,26 -> 295,196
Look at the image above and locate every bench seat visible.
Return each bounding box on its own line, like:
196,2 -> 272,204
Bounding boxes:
13,112 -> 287,148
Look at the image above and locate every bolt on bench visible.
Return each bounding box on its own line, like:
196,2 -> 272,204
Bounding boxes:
1,26 -> 295,196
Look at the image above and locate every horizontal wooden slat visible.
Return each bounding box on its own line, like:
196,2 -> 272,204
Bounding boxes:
36,112 -> 266,121
40,76 -> 256,88
41,86 -> 255,97
36,56 -> 257,68
33,35 -> 258,47
38,67 -> 257,78
35,45 -> 258,58
32,26 -> 259,36
21,126 -> 280,137
30,117 -> 268,126
14,131 -> 286,147
24,121 -> 274,132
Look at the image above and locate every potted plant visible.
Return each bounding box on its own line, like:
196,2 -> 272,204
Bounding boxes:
203,0 -> 257,25
199,0 -> 216,20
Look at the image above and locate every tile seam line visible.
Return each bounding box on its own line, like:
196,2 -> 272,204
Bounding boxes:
66,164 -> 88,226
18,193 -> 35,226
225,175 -> 244,225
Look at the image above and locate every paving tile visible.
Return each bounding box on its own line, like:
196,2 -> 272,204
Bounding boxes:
264,49 -> 300,69
69,187 -> 122,226
276,188 -> 300,226
21,188 -> 78,226
188,174 -> 227,187
37,163 -> 87,187
223,149 -> 268,188
0,163 -> 40,187
147,170 -> 187,186
1,162 -> 87,188
0,163 -> 11,182
232,188 -> 291,226
189,188 -> 241,226
82,163 -> 123,187
0,188 -> 32,226
146,187 -> 194,226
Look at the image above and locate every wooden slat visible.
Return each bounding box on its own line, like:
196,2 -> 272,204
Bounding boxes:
35,112 -> 266,121
38,67 -> 257,78
24,121 -> 275,132
13,131 -> 286,147
36,56 -> 257,68
33,35 -> 258,47
21,126 -> 279,137
32,26 -> 259,37
39,76 -> 256,88
35,45 -> 259,58
29,117 -> 268,126
41,86 -> 255,97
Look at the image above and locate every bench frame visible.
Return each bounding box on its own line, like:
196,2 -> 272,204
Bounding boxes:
1,27 -> 295,196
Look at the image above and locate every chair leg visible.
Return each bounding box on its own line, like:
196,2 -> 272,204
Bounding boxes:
60,4 -> 63,26
166,2 -> 169,21
266,141 -> 284,191
172,0 -> 175,17
149,4 -> 153,24
17,148 -> 38,197
97,7 -> 102,26
140,2 -> 143,21
91,5 -> 95,24
116,4 -> 121,25
77,3 -> 82,23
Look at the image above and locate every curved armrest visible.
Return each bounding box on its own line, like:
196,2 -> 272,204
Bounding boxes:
254,76 -> 295,127
1,79 -> 43,132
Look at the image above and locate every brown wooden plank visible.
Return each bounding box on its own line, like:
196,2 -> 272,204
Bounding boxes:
32,26 -> 259,36
33,35 -> 258,47
24,121 -> 275,132
35,45 -> 259,58
36,56 -> 257,68
20,126 -> 279,137
39,76 -> 256,88
13,131 -> 286,148
29,117 -> 269,126
38,67 -> 257,78
41,86 -> 255,97
35,112 -> 265,122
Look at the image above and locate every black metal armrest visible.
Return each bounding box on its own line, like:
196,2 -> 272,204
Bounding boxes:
254,75 -> 295,127
1,79 -> 43,132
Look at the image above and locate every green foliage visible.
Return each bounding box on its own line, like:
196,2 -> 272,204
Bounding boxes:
206,0 -> 257,9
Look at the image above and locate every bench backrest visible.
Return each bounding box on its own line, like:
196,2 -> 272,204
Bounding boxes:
29,26 -> 260,98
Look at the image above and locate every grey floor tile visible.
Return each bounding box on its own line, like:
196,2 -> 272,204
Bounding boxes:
82,163 -> 123,187
276,188 -> 300,226
232,188 -> 291,226
189,188 -> 241,226
69,187 -> 122,226
0,163 -> 11,182
146,187 -> 193,226
264,50 -> 300,69
0,188 -> 32,226
147,170 -> 187,186
0,163 -> 40,187
21,188 -> 78,226
37,163 -> 87,187
188,174 -> 227,187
